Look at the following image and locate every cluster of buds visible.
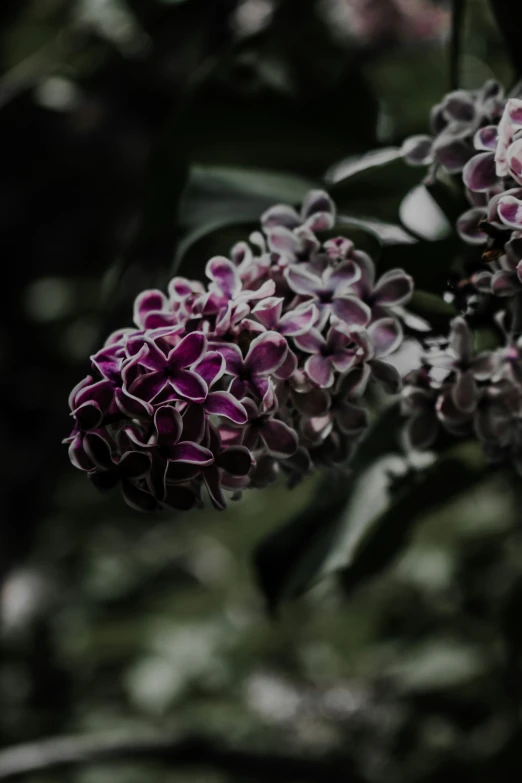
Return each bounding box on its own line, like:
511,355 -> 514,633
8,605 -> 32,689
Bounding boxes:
401,81 -> 522,470
65,191 -> 413,511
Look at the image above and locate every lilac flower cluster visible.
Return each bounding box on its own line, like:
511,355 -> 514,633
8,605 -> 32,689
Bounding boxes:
65,190 -> 413,511
402,316 -> 522,472
401,81 -> 522,471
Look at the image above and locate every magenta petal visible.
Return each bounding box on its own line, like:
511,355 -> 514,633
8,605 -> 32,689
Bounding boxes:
133,339 -> 167,372
497,195 -> 522,229
169,369 -> 207,403
433,137 -> 473,173
215,342 -> 244,376
279,303 -> 317,336
462,151 -> 497,193
305,354 -> 334,388
130,371 -> 168,402
245,331 -> 287,375
457,208 -> 488,245
74,379 -> 114,411
284,265 -> 321,296
168,441 -> 214,465
205,391 -> 248,423
328,260 -> 361,293
369,318 -> 403,358
133,289 -> 168,327
332,296 -> 371,327
373,270 -> 413,307
115,387 -> 153,418
252,297 -> 283,330
193,351 -> 225,386
168,331 -> 207,369
331,350 -> 357,373
473,125 -> 499,151
259,418 -> 298,458
275,349 -> 298,380
293,328 -> 325,353
154,405 -> 183,442
206,256 -> 240,299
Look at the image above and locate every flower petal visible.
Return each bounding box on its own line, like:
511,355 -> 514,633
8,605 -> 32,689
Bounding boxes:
133,289 -> 168,328
368,318 -> 403,357
118,451 -> 151,479
456,207 -> 488,245
405,412 -> 439,450
278,303 -> 317,336
154,405 -> 183,442
332,296 -> 371,327
370,360 -> 401,394
169,369 -> 208,403
245,331 -> 287,375
68,433 -> 94,471
167,441 -> 214,465
205,391 -> 248,423
130,370 -> 168,402
206,256 -> 240,299
305,354 -> 334,388
401,134 -> 434,165
497,195 -> 522,229
122,481 -> 158,512
462,151 -> 497,192
372,269 -> 413,307
259,418 -> 298,458
73,401 -> 104,431
284,265 -> 321,296
203,465 -> 227,510
449,317 -> 474,362
168,331 -> 207,369
491,270 -> 520,296
473,125 -> 498,151
193,351 -> 225,387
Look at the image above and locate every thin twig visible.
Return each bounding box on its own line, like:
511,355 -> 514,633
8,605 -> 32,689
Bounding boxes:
449,0 -> 465,90
0,732 -> 357,781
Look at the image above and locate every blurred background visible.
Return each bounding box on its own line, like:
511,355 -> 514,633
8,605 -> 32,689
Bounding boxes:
2,1 -> 522,781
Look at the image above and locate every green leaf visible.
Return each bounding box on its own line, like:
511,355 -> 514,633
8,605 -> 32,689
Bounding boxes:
378,236 -> 461,294
408,291 -> 457,332
338,443 -> 488,599
175,164 -> 317,272
253,404 -> 402,612
327,153 -> 422,223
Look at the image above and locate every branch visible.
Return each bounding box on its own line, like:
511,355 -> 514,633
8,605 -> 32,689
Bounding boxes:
0,732 -> 360,782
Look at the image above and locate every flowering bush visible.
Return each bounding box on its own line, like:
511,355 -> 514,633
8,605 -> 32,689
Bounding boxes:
65,191 -> 413,511
401,81 -> 522,472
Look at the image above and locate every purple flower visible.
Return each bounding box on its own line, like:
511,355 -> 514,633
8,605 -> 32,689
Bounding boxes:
127,331 -> 209,403
216,331 -> 288,404
294,324 -> 361,388
285,261 -> 369,329
241,399 -> 298,459
429,317 -> 496,414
